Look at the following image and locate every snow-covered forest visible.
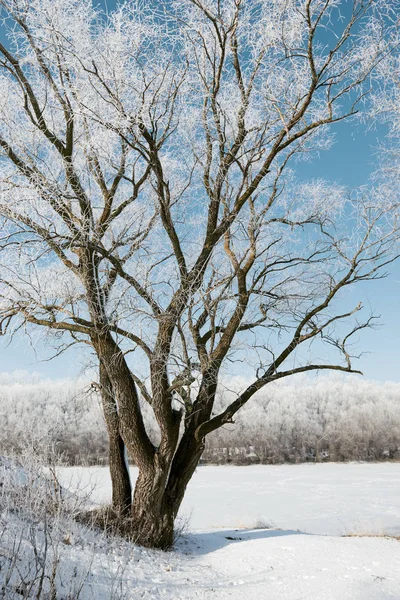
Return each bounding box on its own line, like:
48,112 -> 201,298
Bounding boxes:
0,372 -> 106,463
205,376 -> 400,464
1,372 -> 399,465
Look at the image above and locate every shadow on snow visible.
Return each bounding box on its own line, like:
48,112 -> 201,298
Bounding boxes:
177,528 -> 305,555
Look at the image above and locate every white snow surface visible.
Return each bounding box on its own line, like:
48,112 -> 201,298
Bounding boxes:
47,462 -> 400,600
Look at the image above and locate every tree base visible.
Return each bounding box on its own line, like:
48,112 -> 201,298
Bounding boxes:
76,505 -> 175,550
130,510 -> 175,550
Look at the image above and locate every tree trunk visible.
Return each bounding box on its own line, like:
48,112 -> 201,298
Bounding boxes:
93,333 -> 206,549
130,383 -> 216,549
130,469 -> 175,549
128,431 -> 205,549
108,431 -> 132,515
99,363 -> 132,515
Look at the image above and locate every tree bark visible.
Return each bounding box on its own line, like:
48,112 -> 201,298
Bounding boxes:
130,468 -> 175,549
99,362 -> 132,515
165,430 -> 205,516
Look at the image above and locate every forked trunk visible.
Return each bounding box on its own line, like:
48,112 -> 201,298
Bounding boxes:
94,334 -> 206,548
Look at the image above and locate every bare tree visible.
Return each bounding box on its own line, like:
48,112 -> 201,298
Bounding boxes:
0,0 -> 398,548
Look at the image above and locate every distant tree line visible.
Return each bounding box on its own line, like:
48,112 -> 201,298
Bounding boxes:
0,374 -> 108,465
0,373 -> 399,465
203,376 -> 400,464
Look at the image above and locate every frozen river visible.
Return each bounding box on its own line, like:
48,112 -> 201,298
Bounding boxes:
57,462 -> 400,536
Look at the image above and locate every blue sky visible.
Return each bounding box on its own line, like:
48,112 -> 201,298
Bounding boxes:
299,120 -> 400,382
0,1 -> 399,383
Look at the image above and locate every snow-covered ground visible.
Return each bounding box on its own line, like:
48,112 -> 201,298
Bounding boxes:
48,463 -> 400,600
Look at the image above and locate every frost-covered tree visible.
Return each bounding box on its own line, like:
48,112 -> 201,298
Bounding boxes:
0,373 -> 108,463
1,373 -> 399,466
202,375 -> 400,463
0,0 -> 399,548
370,37 -> 400,165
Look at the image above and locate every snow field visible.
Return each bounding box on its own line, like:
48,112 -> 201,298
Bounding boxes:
50,463 -> 400,599
58,462 -> 400,536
